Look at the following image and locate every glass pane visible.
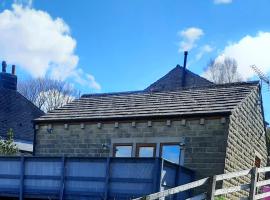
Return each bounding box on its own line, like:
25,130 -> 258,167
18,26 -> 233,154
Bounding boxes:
138,147 -> 155,157
114,146 -> 132,157
161,145 -> 181,164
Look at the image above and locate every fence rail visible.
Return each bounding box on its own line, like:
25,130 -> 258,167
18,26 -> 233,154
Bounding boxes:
133,166 -> 270,200
0,156 -> 194,200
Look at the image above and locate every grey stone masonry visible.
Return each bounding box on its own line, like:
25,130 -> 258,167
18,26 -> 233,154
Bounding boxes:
223,87 -> 268,200
35,116 -> 229,180
34,83 -> 268,196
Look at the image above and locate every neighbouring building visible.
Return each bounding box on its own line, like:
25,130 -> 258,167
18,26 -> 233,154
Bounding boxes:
34,61 -> 268,199
0,61 -> 44,153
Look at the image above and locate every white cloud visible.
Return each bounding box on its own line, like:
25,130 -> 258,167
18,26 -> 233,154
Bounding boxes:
0,4 -> 101,90
214,0 -> 233,4
71,68 -> 101,90
196,44 -> 214,60
178,27 -> 204,52
13,0 -> 33,7
86,74 -> 101,90
217,31 -> 270,80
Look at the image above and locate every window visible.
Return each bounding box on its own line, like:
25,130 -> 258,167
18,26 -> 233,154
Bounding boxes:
160,143 -> 181,164
136,143 -> 156,157
113,144 -> 132,157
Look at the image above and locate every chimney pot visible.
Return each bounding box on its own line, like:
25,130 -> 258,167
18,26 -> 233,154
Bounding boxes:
2,61 -> 7,73
12,65 -> 16,75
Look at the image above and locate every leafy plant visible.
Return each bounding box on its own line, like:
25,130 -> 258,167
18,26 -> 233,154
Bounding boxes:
0,129 -> 19,155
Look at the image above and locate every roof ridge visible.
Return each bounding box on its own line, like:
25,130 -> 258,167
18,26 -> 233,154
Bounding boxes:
179,80 -> 259,91
144,64 -> 213,92
81,90 -> 145,98
145,65 -> 182,90
81,81 -> 259,98
185,67 -> 214,84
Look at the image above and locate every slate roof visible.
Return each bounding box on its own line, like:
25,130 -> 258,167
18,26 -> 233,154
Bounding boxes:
145,65 -> 213,92
0,87 -> 44,141
35,81 -> 259,123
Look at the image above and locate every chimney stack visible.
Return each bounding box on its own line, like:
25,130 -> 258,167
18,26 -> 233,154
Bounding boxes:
182,51 -> 188,87
0,61 -> 17,90
2,61 -> 7,73
12,65 -> 16,75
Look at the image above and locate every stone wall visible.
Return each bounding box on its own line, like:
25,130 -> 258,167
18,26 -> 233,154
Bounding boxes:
35,116 -> 229,179
34,86 -> 269,198
223,88 -> 268,199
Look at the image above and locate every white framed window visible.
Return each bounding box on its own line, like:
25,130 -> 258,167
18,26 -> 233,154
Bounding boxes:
111,137 -> 185,165
113,143 -> 133,157
136,143 -> 156,158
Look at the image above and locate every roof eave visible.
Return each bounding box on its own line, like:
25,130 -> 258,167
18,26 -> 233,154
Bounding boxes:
34,111 -> 232,124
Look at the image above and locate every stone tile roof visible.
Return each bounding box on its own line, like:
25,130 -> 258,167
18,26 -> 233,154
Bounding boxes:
0,87 -> 44,141
145,65 -> 213,92
35,81 -> 259,122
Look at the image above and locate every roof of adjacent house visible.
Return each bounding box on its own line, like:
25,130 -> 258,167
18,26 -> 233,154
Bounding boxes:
0,87 -> 44,141
145,65 -> 213,92
35,81 -> 259,123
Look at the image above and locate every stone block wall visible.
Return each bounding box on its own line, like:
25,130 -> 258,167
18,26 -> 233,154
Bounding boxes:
223,88 -> 268,199
34,86 -> 269,199
35,116 -> 229,180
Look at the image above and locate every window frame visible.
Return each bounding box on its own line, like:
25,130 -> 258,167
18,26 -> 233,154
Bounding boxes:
159,142 -> 181,164
113,143 -> 133,157
135,143 -> 156,158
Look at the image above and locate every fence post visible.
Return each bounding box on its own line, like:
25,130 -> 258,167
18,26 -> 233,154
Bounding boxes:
104,157 -> 111,200
207,175 -> 217,200
249,167 -> 258,200
158,159 -> 164,192
59,156 -> 66,200
19,156 -> 25,200
153,158 -> 161,193
173,164 -> 180,200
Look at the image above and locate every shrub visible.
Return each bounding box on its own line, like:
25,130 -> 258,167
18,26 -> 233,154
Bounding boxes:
0,129 -> 19,155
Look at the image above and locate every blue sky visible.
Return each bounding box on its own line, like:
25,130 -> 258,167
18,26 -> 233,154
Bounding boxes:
0,0 -> 269,121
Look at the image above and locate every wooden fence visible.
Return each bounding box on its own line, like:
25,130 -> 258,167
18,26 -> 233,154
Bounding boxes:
0,156 -> 194,200
133,166 -> 270,200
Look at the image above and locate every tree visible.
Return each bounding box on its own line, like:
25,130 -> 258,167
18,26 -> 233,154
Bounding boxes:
18,77 -> 79,112
0,129 -> 19,155
204,57 -> 243,84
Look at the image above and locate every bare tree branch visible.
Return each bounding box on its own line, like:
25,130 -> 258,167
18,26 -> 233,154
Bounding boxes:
18,77 -> 79,112
204,57 -> 243,84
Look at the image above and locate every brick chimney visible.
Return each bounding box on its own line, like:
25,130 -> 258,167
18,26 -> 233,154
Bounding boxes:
0,61 -> 17,90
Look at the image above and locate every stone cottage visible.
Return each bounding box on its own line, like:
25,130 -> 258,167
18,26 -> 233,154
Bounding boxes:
34,63 -> 268,198
0,61 -> 44,153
